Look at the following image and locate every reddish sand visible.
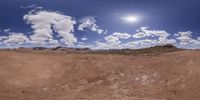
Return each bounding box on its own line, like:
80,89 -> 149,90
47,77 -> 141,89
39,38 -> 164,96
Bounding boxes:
0,50 -> 200,100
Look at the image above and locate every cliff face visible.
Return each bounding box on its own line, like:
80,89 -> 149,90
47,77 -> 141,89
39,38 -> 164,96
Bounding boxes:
0,49 -> 199,100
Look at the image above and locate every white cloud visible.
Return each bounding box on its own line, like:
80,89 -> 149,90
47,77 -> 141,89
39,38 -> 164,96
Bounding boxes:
121,42 -> 137,49
176,31 -> 192,43
93,41 -> 123,50
76,43 -> 94,49
198,37 -> 200,41
133,39 -> 158,47
105,35 -> 120,44
92,30 -> 163,50
47,39 -> 60,45
133,27 -> 170,38
92,33 -> 125,50
78,17 -> 106,34
1,32 -> 29,45
104,32 -> 131,43
190,39 -> 200,45
176,31 -> 200,46
24,10 -> 77,46
4,29 -> 10,33
113,32 -> 131,39
0,36 -> 8,41
123,39 -> 158,49
90,26 -> 179,50
92,39 -> 159,50
158,37 -> 176,45
132,32 -> 147,38
81,37 -> 88,41
133,27 -> 176,45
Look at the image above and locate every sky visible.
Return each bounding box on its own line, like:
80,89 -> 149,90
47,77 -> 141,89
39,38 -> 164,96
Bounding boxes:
0,0 -> 200,49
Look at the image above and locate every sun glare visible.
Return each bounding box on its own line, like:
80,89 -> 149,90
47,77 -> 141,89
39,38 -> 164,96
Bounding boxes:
121,16 -> 139,24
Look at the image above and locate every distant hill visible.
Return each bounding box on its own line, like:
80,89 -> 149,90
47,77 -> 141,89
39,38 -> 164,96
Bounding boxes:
92,44 -> 183,55
1,44 -> 183,55
128,44 -> 183,55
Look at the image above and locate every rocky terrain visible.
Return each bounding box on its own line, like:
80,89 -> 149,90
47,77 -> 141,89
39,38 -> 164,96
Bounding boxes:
0,45 -> 200,100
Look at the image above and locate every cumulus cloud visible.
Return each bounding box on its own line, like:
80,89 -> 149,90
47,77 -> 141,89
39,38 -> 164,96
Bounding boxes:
93,39 -> 158,50
78,17 -> 106,34
176,31 -> 200,46
0,32 -> 29,46
104,32 -> 131,45
176,31 -> 192,44
158,37 -> 176,45
104,35 -> 120,44
91,27 -> 178,50
113,32 -> 131,39
123,39 -> 158,49
77,44 -> 94,49
0,10 -> 78,48
132,32 -> 147,38
92,32 -> 131,49
133,27 -> 176,45
0,36 -> 8,41
134,39 -> 158,47
133,27 -> 170,38
93,41 -> 123,50
24,10 -> 77,46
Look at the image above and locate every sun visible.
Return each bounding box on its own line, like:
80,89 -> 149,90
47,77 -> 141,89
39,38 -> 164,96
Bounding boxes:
121,16 -> 139,24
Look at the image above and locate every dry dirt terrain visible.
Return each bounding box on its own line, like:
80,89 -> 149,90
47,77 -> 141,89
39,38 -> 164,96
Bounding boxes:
0,47 -> 200,100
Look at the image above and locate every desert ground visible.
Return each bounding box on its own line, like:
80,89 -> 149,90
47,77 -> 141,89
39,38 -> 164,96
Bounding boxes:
0,46 -> 200,100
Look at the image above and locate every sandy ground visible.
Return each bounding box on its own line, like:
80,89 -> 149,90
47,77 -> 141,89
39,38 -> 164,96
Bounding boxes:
0,50 -> 200,100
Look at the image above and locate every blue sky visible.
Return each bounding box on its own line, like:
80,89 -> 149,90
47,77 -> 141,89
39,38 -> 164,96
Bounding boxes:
0,0 -> 200,49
